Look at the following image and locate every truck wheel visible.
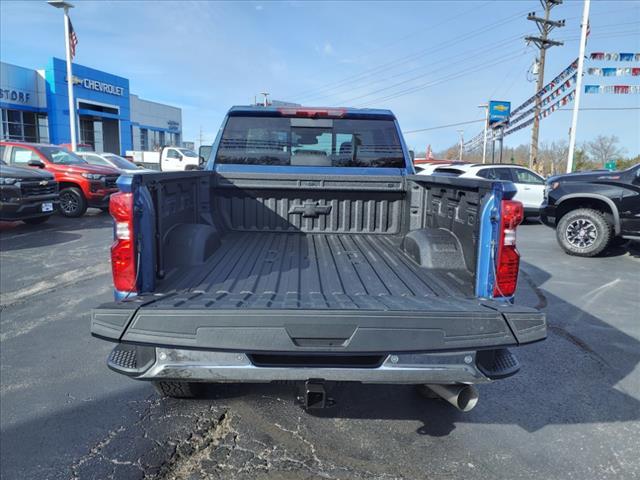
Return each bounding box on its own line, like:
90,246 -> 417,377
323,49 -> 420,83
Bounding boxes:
23,216 -> 50,225
556,208 -> 612,257
59,187 -> 88,217
153,381 -> 204,398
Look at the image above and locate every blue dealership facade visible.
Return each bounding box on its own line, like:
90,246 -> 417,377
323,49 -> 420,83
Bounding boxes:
1,58 -> 182,155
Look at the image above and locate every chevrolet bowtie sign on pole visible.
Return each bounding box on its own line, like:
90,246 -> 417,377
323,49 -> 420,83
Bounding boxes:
48,0 -> 78,151
488,101 -> 511,164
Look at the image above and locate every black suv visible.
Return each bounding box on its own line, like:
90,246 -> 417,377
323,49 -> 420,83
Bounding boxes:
541,163 -> 640,256
0,158 -> 59,224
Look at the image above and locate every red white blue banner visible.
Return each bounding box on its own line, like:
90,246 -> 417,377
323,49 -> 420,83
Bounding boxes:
584,85 -> 640,94
587,67 -> 640,76
589,52 -> 640,62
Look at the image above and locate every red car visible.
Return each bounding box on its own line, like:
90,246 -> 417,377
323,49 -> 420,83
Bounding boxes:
0,141 -> 120,217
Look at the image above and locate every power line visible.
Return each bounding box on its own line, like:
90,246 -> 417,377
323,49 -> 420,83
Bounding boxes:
289,1 -> 494,100
335,34 -> 526,105
404,119 -> 486,134
297,9 -> 530,103
312,32 -> 525,105
356,50 -> 526,107
558,107 -> 640,111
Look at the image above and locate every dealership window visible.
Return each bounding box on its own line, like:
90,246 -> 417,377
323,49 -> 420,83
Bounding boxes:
140,128 -> 149,150
1,109 -> 48,143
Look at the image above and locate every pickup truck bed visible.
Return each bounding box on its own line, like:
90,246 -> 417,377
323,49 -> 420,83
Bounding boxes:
93,172 -> 544,357
166,231 -> 464,309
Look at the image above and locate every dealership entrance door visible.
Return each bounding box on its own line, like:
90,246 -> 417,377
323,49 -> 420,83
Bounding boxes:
77,102 -> 120,153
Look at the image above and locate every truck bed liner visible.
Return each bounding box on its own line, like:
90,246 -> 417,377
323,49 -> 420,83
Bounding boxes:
160,231 -> 470,311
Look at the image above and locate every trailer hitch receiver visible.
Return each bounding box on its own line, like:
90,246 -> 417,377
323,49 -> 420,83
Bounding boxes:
297,380 -> 334,409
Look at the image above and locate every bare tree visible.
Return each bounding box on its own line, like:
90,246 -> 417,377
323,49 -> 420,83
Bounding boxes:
539,140 -> 569,175
586,135 -> 626,167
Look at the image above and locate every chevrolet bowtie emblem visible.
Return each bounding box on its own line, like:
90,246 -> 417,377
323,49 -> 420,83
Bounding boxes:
65,75 -> 82,85
39,180 -> 48,186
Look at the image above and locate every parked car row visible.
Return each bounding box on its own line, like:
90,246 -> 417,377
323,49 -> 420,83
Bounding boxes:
415,160 -> 640,257
0,141 -> 150,222
416,162 -> 546,218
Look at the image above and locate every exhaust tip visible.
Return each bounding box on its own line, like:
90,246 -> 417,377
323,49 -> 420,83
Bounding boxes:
424,384 -> 479,412
456,385 -> 479,412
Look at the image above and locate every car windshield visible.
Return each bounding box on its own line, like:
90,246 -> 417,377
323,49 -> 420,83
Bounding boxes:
177,148 -> 198,158
39,146 -> 87,165
104,154 -> 139,170
216,116 -> 405,168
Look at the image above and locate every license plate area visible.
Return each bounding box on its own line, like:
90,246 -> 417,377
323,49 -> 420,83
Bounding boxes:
41,202 -> 53,212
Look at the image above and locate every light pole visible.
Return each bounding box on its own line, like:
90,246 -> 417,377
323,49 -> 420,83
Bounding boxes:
567,0 -> 591,173
457,129 -> 464,161
48,0 -> 77,151
478,104 -> 489,164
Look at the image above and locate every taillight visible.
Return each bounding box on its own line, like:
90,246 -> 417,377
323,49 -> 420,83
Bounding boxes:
109,192 -> 137,292
493,199 -> 524,297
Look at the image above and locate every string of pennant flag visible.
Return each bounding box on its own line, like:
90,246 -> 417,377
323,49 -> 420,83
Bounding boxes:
584,84 -> 640,94
462,53 -> 638,151
587,67 -> 640,76
509,59 -> 578,117
589,52 -> 640,62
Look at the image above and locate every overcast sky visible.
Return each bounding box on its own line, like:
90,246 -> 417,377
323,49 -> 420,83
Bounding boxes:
1,0 -> 639,155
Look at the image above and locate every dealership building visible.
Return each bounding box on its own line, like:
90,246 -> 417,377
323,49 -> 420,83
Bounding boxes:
0,58 -> 182,155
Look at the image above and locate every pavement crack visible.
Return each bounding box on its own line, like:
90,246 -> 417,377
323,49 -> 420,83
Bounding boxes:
149,409 -> 234,480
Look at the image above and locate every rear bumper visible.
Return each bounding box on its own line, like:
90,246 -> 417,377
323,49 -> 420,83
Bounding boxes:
108,345 -> 500,384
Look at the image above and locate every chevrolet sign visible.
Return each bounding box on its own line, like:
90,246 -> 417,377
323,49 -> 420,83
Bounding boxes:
67,75 -> 124,96
488,100 -> 511,127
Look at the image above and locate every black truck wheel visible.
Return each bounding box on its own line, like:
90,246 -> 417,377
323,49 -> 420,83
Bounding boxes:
23,216 -> 50,225
153,381 -> 204,398
59,187 -> 88,217
556,208 -> 612,257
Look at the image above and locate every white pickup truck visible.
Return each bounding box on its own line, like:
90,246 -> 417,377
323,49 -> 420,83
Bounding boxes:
125,146 -> 201,172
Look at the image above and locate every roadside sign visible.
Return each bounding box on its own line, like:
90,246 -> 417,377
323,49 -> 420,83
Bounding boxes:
488,100 -> 511,127
604,160 -> 616,171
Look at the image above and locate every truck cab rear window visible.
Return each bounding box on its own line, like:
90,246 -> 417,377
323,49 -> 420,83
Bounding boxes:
215,117 -> 405,168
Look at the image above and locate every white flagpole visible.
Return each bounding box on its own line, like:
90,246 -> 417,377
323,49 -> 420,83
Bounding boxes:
566,0 -> 590,173
63,6 -> 78,151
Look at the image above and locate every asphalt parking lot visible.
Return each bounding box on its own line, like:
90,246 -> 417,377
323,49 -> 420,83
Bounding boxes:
1,211 -> 639,480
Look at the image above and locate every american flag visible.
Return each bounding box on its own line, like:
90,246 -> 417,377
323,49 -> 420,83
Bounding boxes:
69,19 -> 78,59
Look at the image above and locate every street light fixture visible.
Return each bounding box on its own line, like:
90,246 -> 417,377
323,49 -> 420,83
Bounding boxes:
457,129 -> 464,161
48,0 -> 77,151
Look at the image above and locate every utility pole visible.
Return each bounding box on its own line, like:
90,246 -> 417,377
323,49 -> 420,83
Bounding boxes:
525,0 -> 565,171
198,125 -> 204,149
567,0 -> 591,173
457,129 -> 464,161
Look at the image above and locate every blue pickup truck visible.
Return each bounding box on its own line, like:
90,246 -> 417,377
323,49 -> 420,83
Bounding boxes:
92,106 -> 545,411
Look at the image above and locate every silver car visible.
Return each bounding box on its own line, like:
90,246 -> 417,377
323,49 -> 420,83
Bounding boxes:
77,151 -> 152,174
